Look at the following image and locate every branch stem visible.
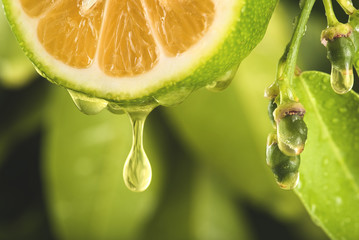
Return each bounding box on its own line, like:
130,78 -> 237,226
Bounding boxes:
278,0 -> 316,103
336,0 -> 356,15
323,0 -> 339,26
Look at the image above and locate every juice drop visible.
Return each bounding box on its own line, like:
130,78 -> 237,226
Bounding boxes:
206,66 -> 238,92
107,102 -> 125,115
153,87 -> 193,106
330,65 -> 354,94
123,110 -> 152,192
67,89 -> 108,115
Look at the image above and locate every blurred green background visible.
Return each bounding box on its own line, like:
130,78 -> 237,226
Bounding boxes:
0,1 -> 352,240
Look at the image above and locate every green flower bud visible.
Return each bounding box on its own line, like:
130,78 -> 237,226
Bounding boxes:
266,133 -> 300,190
274,102 -> 307,156
321,24 -> 355,94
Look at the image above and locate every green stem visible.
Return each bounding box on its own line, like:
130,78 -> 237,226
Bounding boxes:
336,0 -> 357,15
278,0 -> 316,103
323,0 -> 340,26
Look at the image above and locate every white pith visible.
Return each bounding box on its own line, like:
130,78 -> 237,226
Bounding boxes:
7,0 -> 241,99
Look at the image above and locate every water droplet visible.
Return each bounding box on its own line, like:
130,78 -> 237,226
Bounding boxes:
154,87 -> 193,106
68,89 -> 108,115
123,110 -> 153,192
34,66 -> 47,78
330,65 -> 354,94
292,16 -> 298,27
34,65 -> 57,84
206,66 -> 238,92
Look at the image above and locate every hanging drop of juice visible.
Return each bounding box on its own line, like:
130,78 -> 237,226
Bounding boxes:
206,66 -> 238,92
330,65 -> 354,94
67,89 -> 108,115
123,110 -> 152,192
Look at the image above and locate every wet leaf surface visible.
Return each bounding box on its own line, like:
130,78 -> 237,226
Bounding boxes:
294,71 -> 359,240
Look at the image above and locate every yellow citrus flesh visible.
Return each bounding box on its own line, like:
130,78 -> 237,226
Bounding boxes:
19,0 -> 58,17
37,0 -> 105,68
20,0 -> 215,77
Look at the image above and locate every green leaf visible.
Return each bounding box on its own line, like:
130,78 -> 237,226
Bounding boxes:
294,71 -> 359,239
43,87 -> 165,240
190,168 -> 252,240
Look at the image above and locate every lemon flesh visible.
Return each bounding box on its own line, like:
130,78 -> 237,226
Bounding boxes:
3,0 -> 277,107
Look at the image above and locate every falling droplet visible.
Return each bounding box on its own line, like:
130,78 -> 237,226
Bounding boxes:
34,66 -> 47,78
330,65 -> 354,94
206,66 -> 238,92
33,65 -> 57,84
68,89 -> 108,115
123,110 -> 153,192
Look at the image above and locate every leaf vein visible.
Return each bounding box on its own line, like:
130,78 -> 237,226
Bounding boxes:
299,75 -> 359,197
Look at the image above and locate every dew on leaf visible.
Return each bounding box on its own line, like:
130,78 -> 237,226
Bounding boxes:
330,66 -> 354,94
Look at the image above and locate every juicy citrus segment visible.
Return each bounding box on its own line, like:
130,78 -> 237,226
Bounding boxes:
20,0 -> 215,76
144,0 -> 215,56
37,0 -> 105,68
98,0 -> 159,77
19,0 -> 59,18
4,0 -> 278,104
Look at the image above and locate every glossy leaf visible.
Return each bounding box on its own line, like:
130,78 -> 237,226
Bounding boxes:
294,71 -> 359,239
190,168 -> 252,240
43,87 -> 164,240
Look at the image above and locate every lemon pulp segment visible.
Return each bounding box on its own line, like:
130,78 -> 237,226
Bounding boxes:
20,0 -> 215,77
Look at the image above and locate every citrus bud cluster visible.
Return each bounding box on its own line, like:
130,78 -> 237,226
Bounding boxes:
266,99 -> 308,190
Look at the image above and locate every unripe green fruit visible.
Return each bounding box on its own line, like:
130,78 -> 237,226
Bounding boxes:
326,36 -> 355,70
322,24 -> 355,94
277,114 -> 308,156
266,135 -> 300,190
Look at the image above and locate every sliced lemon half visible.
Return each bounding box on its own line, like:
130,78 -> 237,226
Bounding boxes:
2,0 -> 277,107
